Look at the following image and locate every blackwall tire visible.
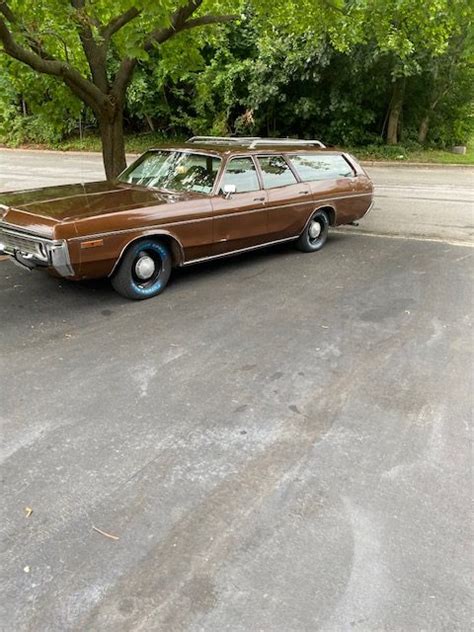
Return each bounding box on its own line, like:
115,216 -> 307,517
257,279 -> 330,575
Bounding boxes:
296,210 -> 329,252
111,239 -> 172,300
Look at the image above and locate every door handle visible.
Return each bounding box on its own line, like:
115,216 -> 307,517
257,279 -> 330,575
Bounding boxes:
253,196 -> 265,202
298,190 -> 310,195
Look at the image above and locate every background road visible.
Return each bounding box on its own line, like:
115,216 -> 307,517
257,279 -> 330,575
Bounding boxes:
0,148 -> 473,244
0,150 -> 473,631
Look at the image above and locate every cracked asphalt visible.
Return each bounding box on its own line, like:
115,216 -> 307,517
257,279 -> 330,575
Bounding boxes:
0,151 -> 473,631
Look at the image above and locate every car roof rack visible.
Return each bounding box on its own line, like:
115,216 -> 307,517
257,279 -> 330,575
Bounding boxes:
186,136 -> 326,148
248,138 -> 326,148
186,136 -> 260,145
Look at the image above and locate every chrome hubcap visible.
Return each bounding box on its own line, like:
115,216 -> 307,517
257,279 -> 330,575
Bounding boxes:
135,255 -> 156,280
309,220 -> 321,239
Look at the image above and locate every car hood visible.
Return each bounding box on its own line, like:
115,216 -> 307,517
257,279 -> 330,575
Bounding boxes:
0,181 -> 180,223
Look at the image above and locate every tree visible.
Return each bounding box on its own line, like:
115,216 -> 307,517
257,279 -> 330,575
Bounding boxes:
361,0 -> 472,144
0,0 -> 237,178
0,53 -> 87,143
1,0 -> 471,164
416,28 -> 473,144
251,0 -> 470,145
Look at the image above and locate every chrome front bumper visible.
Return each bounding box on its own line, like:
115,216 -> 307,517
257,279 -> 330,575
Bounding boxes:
0,223 -> 74,277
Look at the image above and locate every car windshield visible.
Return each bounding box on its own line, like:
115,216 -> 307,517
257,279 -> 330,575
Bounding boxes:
118,150 -> 221,194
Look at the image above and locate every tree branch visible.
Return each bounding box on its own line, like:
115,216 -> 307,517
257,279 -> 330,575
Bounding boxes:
70,0 -> 108,92
0,16 -> 106,112
101,7 -> 141,41
0,0 -> 55,60
111,57 -> 137,101
112,0 -> 204,97
181,14 -> 238,31
143,0 -> 203,50
111,1 -> 237,100
0,0 -> 16,23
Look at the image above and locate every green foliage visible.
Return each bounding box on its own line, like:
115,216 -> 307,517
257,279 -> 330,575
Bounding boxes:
0,56 -> 84,143
0,0 -> 472,149
4,0 -> 234,58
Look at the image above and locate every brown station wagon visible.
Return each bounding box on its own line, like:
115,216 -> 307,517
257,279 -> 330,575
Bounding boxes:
0,137 -> 373,299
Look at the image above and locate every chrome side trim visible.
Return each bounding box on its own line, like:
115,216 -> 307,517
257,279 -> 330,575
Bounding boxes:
69,219 -> 210,242
182,196 -> 371,266
313,192 -> 371,202
259,191 -> 364,216
68,192 -> 370,243
182,236 -> 298,266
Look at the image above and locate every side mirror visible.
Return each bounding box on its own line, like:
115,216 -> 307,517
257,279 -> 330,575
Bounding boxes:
223,184 -> 236,199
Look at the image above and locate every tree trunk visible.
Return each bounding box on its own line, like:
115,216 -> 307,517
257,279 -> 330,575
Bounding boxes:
99,109 -> 127,180
144,114 -> 155,132
386,77 -> 406,145
418,114 -> 430,143
417,85 -> 449,144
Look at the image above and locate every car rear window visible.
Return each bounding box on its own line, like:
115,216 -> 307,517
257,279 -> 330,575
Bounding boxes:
290,154 -> 354,181
257,156 -> 297,188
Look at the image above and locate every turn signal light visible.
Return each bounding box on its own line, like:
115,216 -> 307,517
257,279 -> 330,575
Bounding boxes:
81,239 -> 104,249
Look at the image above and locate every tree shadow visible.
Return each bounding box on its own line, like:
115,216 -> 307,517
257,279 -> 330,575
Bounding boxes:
0,233 -> 349,330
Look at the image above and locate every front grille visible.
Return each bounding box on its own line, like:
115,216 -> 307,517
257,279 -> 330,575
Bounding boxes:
0,227 -> 48,259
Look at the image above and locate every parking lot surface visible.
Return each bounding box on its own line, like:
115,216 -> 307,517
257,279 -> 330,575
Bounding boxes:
0,151 -> 473,631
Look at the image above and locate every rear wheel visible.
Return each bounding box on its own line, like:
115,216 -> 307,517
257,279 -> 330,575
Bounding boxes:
296,210 -> 329,252
111,239 -> 172,300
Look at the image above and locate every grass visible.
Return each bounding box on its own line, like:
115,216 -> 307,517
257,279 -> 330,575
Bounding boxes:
1,132 -> 181,155
346,143 -> 474,165
2,132 -> 473,165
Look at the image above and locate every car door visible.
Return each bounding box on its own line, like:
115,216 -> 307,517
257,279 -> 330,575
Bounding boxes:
256,154 -> 314,240
211,155 -> 268,255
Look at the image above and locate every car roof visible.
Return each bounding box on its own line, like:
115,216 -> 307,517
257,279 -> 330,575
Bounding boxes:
148,143 -> 340,157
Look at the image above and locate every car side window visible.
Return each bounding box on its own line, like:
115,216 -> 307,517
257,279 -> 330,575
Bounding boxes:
222,157 -> 260,193
290,154 -> 354,182
258,155 -> 297,189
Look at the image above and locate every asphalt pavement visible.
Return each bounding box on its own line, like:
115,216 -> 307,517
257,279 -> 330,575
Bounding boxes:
0,150 -> 473,631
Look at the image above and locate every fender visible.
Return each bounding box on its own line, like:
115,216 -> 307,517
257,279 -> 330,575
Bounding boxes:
108,229 -> 185,277
302,205 -> 337,232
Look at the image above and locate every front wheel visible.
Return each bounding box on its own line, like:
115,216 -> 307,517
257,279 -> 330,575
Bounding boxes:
296,210 -> 329,252
111,239 -> 172,300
